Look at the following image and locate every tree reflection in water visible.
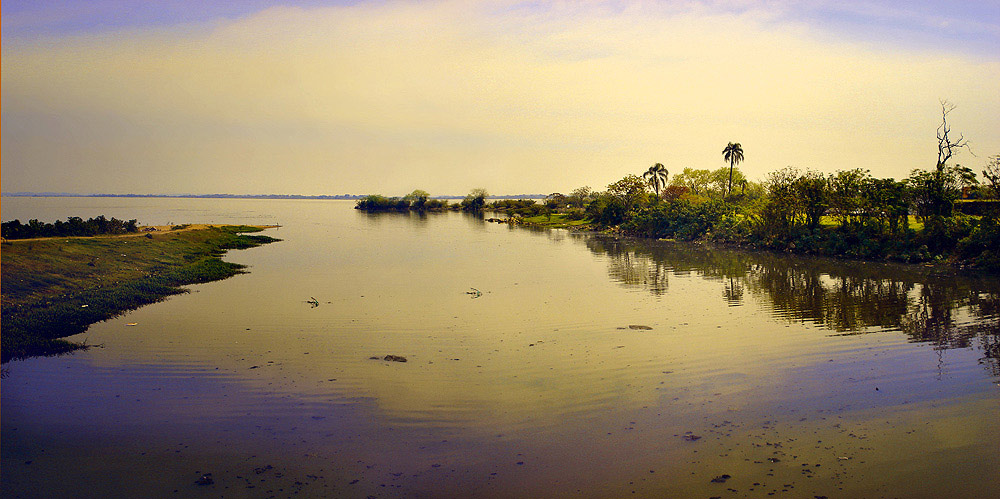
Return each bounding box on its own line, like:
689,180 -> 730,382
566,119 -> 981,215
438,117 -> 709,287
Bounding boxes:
581,235 -> 1000,376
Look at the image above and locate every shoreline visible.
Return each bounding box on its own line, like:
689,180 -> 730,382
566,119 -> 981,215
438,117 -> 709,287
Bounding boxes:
1,223 -> 280,243
1,225 -> 280,362
479,209 -> 998,272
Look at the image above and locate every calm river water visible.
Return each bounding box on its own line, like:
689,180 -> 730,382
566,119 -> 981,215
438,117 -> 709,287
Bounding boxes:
2,197 -> 999,498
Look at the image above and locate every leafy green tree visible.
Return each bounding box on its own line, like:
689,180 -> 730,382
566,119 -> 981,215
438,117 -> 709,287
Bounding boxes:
461,188 -> 489,212
643,163 -> 668,199
722,142 -> 744,196
586,194 -> 628,225
404,189 -> 431,210
828,169 -> 870,229
545,192 -> 567,210
862,178 -> 909,234
670,168 -> 713,196
759,167 -> 801,235
794,170 -> 828,230
710,167 -> 746,197
567,186 -> 595,208
908,167 -> 964,219
607,175 -> 650,212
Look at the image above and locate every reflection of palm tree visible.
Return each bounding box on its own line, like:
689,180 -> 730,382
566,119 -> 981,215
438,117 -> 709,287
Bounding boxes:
724,277 -> 743,305
643,163 -> 668,200
722,142 -> 744,196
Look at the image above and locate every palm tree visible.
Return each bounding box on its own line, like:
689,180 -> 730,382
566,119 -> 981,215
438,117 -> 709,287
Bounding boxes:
722,142 -> 744,196
643,163 -> 668,200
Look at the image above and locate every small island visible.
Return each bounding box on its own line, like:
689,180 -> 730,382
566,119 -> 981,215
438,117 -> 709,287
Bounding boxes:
1,222 -> 280,362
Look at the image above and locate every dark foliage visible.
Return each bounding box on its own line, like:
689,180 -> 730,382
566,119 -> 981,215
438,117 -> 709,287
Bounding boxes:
2,216 -> 139,239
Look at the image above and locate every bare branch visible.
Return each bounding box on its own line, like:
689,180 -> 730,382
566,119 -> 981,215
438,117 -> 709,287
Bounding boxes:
936,100 -> 972,169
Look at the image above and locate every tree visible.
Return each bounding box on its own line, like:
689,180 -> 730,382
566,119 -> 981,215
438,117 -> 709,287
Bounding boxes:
404,189 -> 430,210
760,167 -> 801,234
545,192 -> 566,210
461,188 -> 489,212
794,170 -> 828,230
643,163 -> 668,199
661,185 -> 689,203
670,168 -> 713,196
606,175 -> 650,212
984,155 -> 1000,199
829,169 -> 870,229
567,186 -> 595,208
915,100 -> 974,217
936,101 -> 971,170
722,142 -> 744,196
710,167 -> 745,197
908,167 -> 963,220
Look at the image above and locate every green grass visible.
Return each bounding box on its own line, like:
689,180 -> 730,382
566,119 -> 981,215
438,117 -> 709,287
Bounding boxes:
1,225 -> 280,362
817,215 -> 925,231
520,213 -> 592,229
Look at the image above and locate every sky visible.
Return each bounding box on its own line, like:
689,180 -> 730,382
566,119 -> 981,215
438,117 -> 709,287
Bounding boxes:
2,0 -> 999,196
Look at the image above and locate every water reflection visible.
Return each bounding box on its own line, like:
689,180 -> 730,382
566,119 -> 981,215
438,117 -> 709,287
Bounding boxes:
4,200 -> 999,498
584,235 -> 1000,374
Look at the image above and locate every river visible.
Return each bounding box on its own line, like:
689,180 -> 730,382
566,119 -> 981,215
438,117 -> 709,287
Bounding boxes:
2,197 -> 998,498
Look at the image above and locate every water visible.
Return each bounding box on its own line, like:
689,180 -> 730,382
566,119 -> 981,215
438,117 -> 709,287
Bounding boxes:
2,197 -> 998,498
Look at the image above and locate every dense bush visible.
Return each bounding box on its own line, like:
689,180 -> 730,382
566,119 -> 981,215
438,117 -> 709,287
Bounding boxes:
355,193 -> 450,212
956,214 -> 1000,268
622,199 -> 729,240
489,199 -> 543,216
461,188 -> 489,212
2,216 -> 139,239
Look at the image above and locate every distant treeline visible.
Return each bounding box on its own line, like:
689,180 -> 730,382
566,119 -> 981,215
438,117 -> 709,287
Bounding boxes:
2,216 -> 139,240
355,189 -> 490,213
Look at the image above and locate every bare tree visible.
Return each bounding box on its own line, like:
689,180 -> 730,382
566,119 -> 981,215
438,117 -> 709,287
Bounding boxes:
984,155 -> 1000,199
936,100 -> 972,170
918,100 -> 975,217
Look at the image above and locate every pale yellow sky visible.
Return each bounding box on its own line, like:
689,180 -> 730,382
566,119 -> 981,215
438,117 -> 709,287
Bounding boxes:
3,1 -> 998,195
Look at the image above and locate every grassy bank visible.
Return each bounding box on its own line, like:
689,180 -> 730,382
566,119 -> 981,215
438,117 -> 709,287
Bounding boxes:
486,213 -> 592,229
1,225 -> 280,362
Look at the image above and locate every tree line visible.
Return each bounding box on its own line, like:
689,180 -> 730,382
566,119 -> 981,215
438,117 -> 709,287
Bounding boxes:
355,189 -> 489,213
522,103 -> 1000,268
2,216 -> 140,240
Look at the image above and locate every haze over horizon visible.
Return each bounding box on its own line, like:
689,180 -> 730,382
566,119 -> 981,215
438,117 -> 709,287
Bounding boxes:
3,0 -> 998,197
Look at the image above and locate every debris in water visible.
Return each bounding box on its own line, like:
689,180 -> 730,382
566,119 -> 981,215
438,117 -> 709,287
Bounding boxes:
126,323 -> 138,326
710,474 -> 732,483
628,325 -> 653,330
306,297 -> 320,307
467,287 -> 482,298
682,434 -> 702,441
383,355 -> 408,362
195,473 -> 214,486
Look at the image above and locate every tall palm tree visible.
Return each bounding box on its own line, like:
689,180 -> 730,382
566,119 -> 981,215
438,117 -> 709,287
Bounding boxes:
722,142 -> 744,196
643,163 -> 668,200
